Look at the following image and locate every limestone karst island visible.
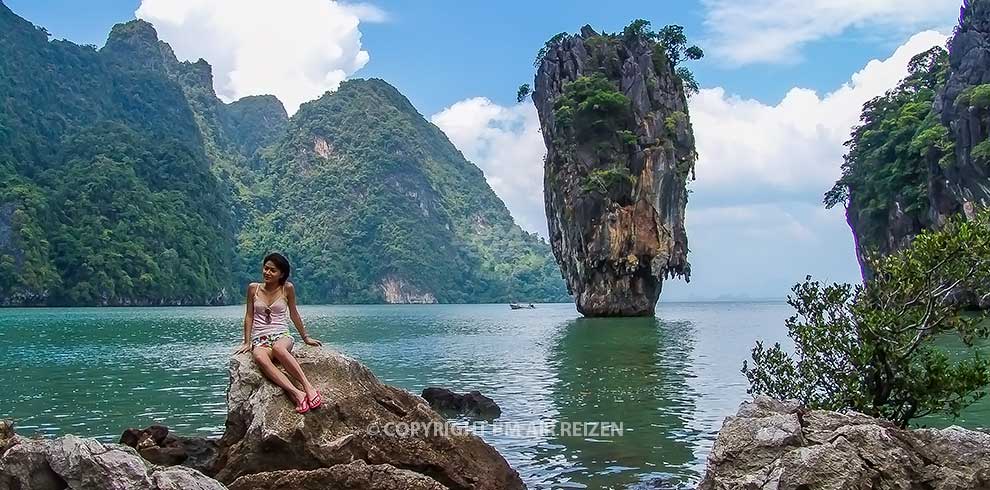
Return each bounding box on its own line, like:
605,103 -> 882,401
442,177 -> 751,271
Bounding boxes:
2,0 -> 990,489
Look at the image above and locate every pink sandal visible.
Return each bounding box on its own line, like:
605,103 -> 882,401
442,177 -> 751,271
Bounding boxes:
308,393 -> 323,410
295,394 -> 310,414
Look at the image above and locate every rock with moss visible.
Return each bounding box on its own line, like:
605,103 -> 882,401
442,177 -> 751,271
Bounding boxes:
532,23 -> 695,316
936,0 -> 990,218
827,1 -> 990,308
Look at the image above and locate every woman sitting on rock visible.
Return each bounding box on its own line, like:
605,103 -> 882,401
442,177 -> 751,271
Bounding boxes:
235,252 -> 324,414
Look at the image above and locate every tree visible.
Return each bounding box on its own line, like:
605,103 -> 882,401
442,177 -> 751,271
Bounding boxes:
656,25 -> 704,67
621,19 -> 655,41
653,24 -> 704,96
516,84 -> 531,103
534,32 -> 567,68
675,67 -> 699,95
743,208 -> 990,428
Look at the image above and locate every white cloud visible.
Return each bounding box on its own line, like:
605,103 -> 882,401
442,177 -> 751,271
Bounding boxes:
432,31 -> 949,299
667,30 -> 949,298
430,98 -> 548,236
135,0 -> 380,115
690,30 -> 950,202
661,201 -> 861,301
702,0 -> 958,65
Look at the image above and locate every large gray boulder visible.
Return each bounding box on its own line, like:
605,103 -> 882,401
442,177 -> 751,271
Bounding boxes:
0,432 -> 224,490
699,396 -> 990,490
228,460 -> 448,490
213,346 -> 525,490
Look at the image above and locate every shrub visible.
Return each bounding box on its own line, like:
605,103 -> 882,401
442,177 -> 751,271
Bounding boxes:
969,84 -> 990,108
665,111 -> 687,133
972,139 -> 990,163
616,130 -> 637,146
743,209 -> 990,428
581,165 -> 635,194
553,74 -> 631,138
516,84 -> 531,103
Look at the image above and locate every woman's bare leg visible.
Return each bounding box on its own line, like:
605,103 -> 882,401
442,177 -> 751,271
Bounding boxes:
272,337 -> 318,400
252,347 -> 307,405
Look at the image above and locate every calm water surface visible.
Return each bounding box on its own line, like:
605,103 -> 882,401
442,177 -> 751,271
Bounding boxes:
1,302 -> 987,489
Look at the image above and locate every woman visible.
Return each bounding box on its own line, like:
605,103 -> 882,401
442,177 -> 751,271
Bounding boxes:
234,253 -> 324,414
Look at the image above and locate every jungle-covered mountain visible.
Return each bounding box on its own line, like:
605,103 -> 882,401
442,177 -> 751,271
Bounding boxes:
0,2 -> 568,305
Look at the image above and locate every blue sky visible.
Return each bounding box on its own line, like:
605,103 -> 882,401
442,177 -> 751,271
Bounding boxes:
7,0 -> 953,113
4,0 -> 962,300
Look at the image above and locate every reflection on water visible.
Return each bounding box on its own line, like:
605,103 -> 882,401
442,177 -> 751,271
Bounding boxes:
538,317 -> 699,488
1,302 -> 986,488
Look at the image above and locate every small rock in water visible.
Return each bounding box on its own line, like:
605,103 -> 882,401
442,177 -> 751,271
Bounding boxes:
119,425 -> 219,474
421,387 -> 502,420
628,476 -> 693,490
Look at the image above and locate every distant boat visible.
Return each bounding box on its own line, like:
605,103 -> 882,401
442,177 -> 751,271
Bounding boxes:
509,303 -> 536,310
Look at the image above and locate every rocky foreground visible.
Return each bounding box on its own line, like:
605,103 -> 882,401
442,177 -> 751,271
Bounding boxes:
699,396 -> 990,490
4,349 -> 990,489
0,346 -> 524,489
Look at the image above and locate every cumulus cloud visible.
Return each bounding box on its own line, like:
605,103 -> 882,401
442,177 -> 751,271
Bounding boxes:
702,0 -> 958,65
690,30 -> 949,204
135,0 -> 382,115
432,31 -> 949,298
431,98 -> 549,236
660,201 -> 861,301
665,30 -> 949,298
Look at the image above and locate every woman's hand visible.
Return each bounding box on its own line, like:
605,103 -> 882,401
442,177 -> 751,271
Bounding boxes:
234,342 -> 253,354
303,335 -> 322,347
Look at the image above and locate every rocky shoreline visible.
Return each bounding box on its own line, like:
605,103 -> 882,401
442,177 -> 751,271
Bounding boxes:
3,350 -> 989,489
0,346 -> 523,489
699,397 -> 990,490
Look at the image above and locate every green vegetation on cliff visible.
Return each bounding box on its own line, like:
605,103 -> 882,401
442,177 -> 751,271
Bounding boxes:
0,4 -> 567,305
0,6 -> 236,305
244,79 -> 567,303
825,47 -> 950,259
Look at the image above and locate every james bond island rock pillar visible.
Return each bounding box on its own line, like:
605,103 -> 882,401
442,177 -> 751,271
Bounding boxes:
532,23 -> 697,317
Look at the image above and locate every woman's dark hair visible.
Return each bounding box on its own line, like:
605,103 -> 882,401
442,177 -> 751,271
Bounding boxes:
263,252 -> 291,285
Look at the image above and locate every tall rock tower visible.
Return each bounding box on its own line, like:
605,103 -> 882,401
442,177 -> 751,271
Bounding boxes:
533,24 -> 696,316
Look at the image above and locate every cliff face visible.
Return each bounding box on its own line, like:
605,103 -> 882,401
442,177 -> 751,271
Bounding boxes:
0,3 -> 566,306
0,9 -> 239,306
533,25 -> 694,316
245,79 -> 568,304
936,0 -> 990,221
835,1 -> 990,302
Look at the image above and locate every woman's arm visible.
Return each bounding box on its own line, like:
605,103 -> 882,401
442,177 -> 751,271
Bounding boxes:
286,282 -> 321,346
234,283 -> 256,354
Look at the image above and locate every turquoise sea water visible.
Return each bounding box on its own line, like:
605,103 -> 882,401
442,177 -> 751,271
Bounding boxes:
1,302 -> 987,489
